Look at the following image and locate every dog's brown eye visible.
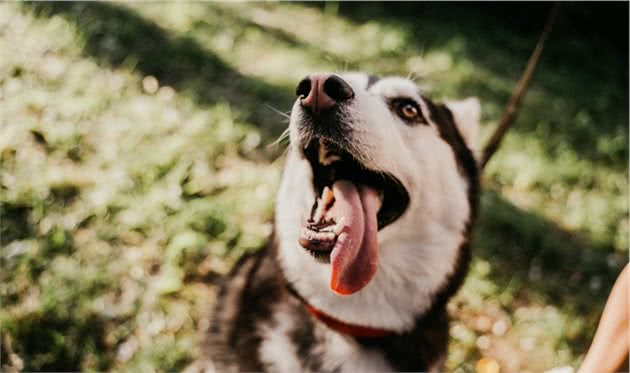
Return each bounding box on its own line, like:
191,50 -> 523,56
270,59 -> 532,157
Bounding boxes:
391,98 -> 425,125
401,104 -> 418,119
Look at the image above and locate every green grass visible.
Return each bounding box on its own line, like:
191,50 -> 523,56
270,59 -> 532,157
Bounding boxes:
1,2 -> 627,372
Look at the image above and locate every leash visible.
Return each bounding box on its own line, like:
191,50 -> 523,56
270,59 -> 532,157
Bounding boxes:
480,3 -> 561,170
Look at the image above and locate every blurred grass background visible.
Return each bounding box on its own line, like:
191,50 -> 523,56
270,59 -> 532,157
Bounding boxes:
0,2 -> 627,372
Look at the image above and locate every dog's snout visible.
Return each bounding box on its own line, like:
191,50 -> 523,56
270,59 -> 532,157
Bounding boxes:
297,74 -> 354,114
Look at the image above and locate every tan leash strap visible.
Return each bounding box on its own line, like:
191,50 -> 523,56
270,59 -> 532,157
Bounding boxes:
480,3 -> 561,170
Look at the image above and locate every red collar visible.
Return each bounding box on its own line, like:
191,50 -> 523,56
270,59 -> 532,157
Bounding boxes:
305,303 -> 396,338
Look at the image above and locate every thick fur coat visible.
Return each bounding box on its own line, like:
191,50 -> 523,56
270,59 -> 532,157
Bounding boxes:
194,73 -> 481,372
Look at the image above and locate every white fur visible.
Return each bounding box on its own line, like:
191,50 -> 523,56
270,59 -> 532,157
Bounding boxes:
308,324 -> 392,372
258,304 -> 304,372
446,97 -> 481,152
258,303 -> 392,373
319,331 -> 392,373
276,74 -> 479,333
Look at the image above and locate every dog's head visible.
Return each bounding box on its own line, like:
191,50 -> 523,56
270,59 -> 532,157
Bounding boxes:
275,73 -> 480,331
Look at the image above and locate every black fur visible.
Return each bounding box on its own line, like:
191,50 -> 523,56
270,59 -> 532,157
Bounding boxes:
356,303 -> 450,371
423,95 -> 480,221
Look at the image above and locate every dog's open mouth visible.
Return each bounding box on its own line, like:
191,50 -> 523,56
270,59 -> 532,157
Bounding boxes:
298,138 -> 409,295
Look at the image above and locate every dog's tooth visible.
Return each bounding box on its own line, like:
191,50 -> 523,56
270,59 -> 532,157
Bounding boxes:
322,186 -> 334,207
300,227 -> 335,242
301,227 -> 318,241
313,197 -> 325,223
319,231 -> 336,241
318,220 -> 337,232
313,187 -> 335,223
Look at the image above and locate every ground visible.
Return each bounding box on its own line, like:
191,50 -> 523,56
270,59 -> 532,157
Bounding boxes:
0,2 -> 627,372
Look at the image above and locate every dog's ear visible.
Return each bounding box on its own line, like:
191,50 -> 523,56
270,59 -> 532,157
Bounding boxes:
446,97 -> 481,151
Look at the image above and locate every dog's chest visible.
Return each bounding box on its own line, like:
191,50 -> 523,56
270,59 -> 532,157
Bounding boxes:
257,304 -> 393,373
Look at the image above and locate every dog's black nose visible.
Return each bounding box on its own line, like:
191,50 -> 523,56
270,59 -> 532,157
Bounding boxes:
297,74 -> 354,114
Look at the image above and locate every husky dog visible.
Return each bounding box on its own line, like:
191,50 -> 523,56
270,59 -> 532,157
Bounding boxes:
202,73 -> 481,372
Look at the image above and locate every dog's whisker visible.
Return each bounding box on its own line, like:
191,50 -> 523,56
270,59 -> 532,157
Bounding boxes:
268,127 -> 291,149
265,103 -> 291,119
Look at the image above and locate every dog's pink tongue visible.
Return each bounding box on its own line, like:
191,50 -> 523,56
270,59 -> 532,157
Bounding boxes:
329,180 -> 380,295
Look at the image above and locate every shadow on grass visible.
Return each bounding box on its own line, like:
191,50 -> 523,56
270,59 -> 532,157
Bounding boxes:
330,2 -> 629,168
22,2 -> 293,147
1,312 -> 111,372
474,189 -> 624,345
211,5 -> 352,69
0,204 -> 33,246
